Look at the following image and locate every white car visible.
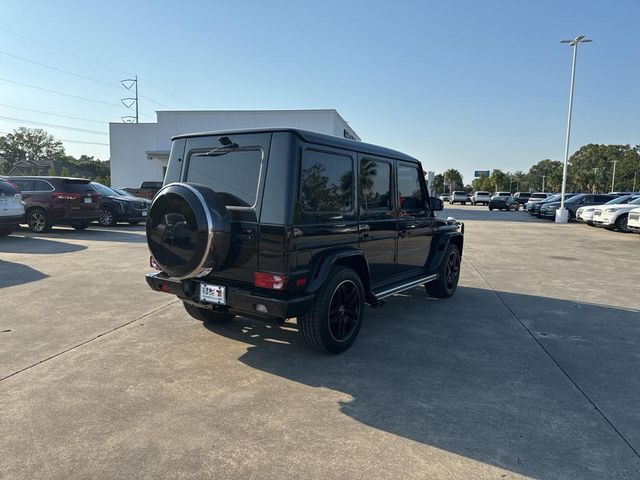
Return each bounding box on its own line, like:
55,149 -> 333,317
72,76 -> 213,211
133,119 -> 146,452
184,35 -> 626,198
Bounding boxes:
491,192 -> 511,199
439,194 -> 450,202
523,192 -> 552,211
0,179 -> 25,236
471,191 -> 491,205
592,196 -> 640,232
627,207 -> 640,233
577,195 -> 637,225
449,191 -> 468,205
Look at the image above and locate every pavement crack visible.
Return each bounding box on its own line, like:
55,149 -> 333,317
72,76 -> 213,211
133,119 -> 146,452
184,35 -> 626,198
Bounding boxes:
0,300 -> 178,384
463,255 -> 640,460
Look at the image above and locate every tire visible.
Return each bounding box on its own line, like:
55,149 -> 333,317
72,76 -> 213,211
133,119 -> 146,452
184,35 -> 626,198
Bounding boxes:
615,214 -> 629,232
489,206 -> 493,211
98,207 -> 117,227
183,301 -> 234,324
462,202 -> 466,205
425,243 -> 461,298
27,208 -> 52,233
72,221 -> 90,230
298,266 -> 364,354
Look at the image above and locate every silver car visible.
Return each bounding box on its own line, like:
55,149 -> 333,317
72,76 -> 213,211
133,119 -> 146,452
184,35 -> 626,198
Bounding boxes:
0,179 -> 25,236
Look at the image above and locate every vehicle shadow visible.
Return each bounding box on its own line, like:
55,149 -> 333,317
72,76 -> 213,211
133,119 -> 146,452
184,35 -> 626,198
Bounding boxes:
16,225 -> 147,244
443,206 -> 550,223
202,286 -> 640,479
0,235 -> 87,255
0,260 -> 49,288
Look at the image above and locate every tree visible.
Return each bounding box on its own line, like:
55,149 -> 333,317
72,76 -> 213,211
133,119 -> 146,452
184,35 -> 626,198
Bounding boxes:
527,159 -> 563,192
442,169 -> 463,193
489,169 -> 508,192
569,144 -> 640,192
432,174 -> 444,194
0,127 -> 65,167
61,167 -> 71,177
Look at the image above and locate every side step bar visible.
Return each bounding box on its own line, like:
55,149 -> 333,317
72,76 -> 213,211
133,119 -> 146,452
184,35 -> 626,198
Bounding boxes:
373,273 -> 438,301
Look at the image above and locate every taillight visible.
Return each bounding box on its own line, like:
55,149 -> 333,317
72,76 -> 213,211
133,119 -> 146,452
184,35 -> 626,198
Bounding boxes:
254,271 -> 287,290
53,192 -> 80,200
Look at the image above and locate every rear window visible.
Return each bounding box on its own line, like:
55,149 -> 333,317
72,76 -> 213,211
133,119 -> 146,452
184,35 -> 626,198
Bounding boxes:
0,180 -> 19,195
453,191 -> 465,195
517,192 -> 531,197
530,193 -> 547,199
186,148 -> 263,208
476,191 -> 489,195
300,150 -> 353,212
141,181 -> 163,189
63,180 -> 95,193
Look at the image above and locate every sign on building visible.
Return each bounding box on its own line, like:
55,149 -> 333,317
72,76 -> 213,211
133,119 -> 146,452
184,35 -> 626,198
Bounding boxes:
474,170 -> 490,177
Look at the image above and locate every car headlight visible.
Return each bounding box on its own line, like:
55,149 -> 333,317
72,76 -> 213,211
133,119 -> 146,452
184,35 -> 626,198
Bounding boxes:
603,208 -> 616,213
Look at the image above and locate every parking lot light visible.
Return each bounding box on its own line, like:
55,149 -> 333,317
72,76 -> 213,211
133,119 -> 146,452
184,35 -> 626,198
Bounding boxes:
556,35 -> 592,224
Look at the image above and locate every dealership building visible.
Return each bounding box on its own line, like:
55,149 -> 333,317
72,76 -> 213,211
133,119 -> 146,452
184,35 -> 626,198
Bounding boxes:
108,109 -> 360,188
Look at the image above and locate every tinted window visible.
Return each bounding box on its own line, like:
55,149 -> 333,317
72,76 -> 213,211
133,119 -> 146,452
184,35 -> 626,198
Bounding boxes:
187,148 -> 263,208
360,159 -> 391,211
595,195 -> 614,202
11,179 -> 34,191
33,179 -> 54,192
64,181 -> 95,193
0,180 -> 19,195
397,164 -> 424,211
300,150 -> 353,212
531,193 -> 547,199
476,191 -> 489,195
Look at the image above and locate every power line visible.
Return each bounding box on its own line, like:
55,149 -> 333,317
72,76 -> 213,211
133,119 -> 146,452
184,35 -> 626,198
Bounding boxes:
0,115 -> 108,135
139,76 -> 198,108
0,103 -> 107,124
0,50 -> 121,90
0,130 -> 108,146
0,76 -> 122,108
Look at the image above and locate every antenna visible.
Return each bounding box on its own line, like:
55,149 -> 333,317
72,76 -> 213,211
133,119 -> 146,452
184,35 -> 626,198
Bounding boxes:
121,75 -> 138,123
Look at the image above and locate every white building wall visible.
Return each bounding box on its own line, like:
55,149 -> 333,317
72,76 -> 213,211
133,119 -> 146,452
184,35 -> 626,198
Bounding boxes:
109,109 -> 358,188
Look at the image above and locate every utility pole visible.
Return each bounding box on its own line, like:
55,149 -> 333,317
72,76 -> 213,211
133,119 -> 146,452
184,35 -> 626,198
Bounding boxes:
121,75 -> 139,123
542,175 -> 546,193
610,160 -> 618,192
557,35 -> 592,223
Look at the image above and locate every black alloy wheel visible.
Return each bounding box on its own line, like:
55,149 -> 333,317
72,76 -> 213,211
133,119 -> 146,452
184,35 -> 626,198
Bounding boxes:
426,243 -> 461,298
328,280 -> 361,343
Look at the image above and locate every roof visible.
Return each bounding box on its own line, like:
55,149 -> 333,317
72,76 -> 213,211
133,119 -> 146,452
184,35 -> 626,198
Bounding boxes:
171,128 -> 418,163
5,175 -> 91,181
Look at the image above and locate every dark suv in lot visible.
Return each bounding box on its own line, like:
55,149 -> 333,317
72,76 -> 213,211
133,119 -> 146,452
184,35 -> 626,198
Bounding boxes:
6,176 -> 101,232
91,182 -> 150,226
145,129 -> 464,353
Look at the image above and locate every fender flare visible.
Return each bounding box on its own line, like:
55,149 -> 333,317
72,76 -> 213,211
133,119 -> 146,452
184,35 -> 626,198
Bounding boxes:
307,248 -> 372,297
426,231 -> 464,273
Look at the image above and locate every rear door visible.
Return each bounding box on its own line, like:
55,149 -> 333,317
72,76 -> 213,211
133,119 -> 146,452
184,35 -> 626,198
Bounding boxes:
60,180 -> 101,218
396,161 -> 435,278
357,155 -> 397,287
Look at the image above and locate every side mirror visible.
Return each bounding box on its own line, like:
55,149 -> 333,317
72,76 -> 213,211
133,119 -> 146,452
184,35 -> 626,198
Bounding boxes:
429,197 -> 444,211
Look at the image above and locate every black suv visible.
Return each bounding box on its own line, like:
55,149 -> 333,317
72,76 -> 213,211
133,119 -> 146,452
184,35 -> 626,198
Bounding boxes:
145,129 -> 464,353
91,182 -> 150,226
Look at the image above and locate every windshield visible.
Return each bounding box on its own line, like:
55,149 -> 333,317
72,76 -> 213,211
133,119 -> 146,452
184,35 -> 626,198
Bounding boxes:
530,193 -> 547,199
630,197 -> 640,205
605,195 -> 632,205
91,182 -> 118,196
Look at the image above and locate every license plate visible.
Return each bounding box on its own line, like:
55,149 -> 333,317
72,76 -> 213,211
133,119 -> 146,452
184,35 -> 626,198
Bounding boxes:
199,283 -> 226,305
142,211 -> 147,216
84,197 -> 92,203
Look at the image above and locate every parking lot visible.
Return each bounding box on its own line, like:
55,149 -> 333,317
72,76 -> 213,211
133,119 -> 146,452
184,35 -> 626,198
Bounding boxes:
1,206 -> 639,479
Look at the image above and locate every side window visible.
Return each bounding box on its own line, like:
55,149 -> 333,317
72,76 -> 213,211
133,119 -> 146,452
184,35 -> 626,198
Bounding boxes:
300,150 -> 353,212
397,164 -> 425,211
33,180 -> 54,192
360,159 -> 392,211
12,179 -> 34,192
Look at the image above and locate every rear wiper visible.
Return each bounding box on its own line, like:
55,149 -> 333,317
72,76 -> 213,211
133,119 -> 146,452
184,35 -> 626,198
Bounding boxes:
196,143 -> 239,157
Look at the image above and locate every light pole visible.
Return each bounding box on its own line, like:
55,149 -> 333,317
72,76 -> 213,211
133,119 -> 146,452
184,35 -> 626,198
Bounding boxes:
610,160 -> 618,192
556,35 -> 592,223
593,167 -> 598,193
542,175 -> 546,192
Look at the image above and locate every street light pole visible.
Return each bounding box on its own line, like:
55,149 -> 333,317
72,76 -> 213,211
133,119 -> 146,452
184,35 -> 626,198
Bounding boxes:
610,160 -> 618,192
542,175 -> 546,192
556,35 -> 592,223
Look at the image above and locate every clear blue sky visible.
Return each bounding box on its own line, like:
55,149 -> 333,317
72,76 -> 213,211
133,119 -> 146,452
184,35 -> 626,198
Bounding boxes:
1,0 -> 639,183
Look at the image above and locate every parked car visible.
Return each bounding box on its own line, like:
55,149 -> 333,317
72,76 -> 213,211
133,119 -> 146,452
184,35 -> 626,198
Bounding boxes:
124,181 -> 163,200
523,192 -> 552,211
0,178 -> 25,236
144,128 -> 464,354
5,176 -> 101,232
577,195 -> 638,226
538,193 -> 615,220
592,196 -> 640,232
91,182 -> 151,227
512,192 -> 531,205
489,195 -> 520,211
449,191 -> 468,204
438,193 -> 450,202
493,191 -> 511,198
627,207 -> 640,233
528,193 -> 576,216
470,191 -> 491,205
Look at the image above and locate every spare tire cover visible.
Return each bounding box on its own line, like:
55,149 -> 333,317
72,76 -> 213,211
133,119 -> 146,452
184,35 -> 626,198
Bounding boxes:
146,183 -> 231,279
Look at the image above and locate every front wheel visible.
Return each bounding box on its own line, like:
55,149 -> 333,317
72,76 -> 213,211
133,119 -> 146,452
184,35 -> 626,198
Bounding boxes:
425,243 -> 461,298
27,208 -> 52,233
183,302 -> 235,324
298,266 -> 364,354
98,207 -> 117,227
615,214 -> 629,232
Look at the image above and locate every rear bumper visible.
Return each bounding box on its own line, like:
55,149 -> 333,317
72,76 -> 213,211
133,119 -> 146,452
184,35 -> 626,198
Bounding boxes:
145,272 -> 314,320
